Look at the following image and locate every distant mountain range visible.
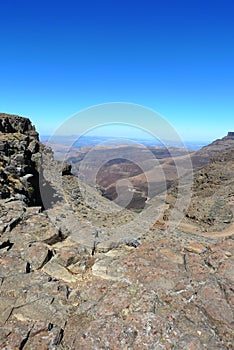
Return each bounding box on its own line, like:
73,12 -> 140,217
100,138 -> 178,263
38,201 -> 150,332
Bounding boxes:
41,134 -> 210,151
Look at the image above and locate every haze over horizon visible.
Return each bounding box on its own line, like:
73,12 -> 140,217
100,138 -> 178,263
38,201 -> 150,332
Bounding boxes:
0,0 -> 233,141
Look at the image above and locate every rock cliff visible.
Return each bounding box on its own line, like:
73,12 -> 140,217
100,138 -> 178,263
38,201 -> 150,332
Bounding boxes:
0,114 -> 233,349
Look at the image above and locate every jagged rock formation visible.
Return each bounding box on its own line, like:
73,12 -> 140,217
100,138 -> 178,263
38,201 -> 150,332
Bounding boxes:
0,114 -> 233,349
0,113 -> 39,137
0,114 -> 42,204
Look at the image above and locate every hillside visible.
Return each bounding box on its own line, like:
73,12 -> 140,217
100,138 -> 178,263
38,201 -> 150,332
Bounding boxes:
191,132 -> 234,168
0,114 -> 233,349
185,147 -> 234,230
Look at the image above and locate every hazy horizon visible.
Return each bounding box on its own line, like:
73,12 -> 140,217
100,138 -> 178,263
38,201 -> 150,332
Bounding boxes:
40,133 -> 211,151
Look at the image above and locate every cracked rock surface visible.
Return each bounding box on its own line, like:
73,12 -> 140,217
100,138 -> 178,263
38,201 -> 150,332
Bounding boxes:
0,212 -> 233,349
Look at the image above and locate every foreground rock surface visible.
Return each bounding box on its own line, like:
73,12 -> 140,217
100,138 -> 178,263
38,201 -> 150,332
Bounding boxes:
0,207 -> 233,349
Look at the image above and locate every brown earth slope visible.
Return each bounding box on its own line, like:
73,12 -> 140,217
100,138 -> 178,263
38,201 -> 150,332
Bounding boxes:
48,142 -> 193,210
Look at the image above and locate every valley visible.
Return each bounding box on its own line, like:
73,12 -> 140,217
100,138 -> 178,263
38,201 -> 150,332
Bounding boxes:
0,114 -> 233,349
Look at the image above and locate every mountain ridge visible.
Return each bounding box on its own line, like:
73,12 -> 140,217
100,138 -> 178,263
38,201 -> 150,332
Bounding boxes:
0,113 -> 233,349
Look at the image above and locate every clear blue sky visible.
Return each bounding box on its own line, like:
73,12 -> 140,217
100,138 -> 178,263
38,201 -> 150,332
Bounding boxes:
0,0 -> 233,141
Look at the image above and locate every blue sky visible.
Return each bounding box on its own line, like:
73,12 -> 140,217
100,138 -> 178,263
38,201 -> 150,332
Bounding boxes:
0,0 -> 233,141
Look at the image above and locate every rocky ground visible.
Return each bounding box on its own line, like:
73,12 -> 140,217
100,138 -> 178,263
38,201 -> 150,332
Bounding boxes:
0,114 -> 233,349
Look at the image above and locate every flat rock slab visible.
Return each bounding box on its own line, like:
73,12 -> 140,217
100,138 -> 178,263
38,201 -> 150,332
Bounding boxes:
42,259 -> 77,284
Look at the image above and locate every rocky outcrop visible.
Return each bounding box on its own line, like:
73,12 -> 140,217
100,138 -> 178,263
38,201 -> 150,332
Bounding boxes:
0,113 -> 72,207
0,113 -> 39,138
0,114 -> 43,205
226,131 -> 234,138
